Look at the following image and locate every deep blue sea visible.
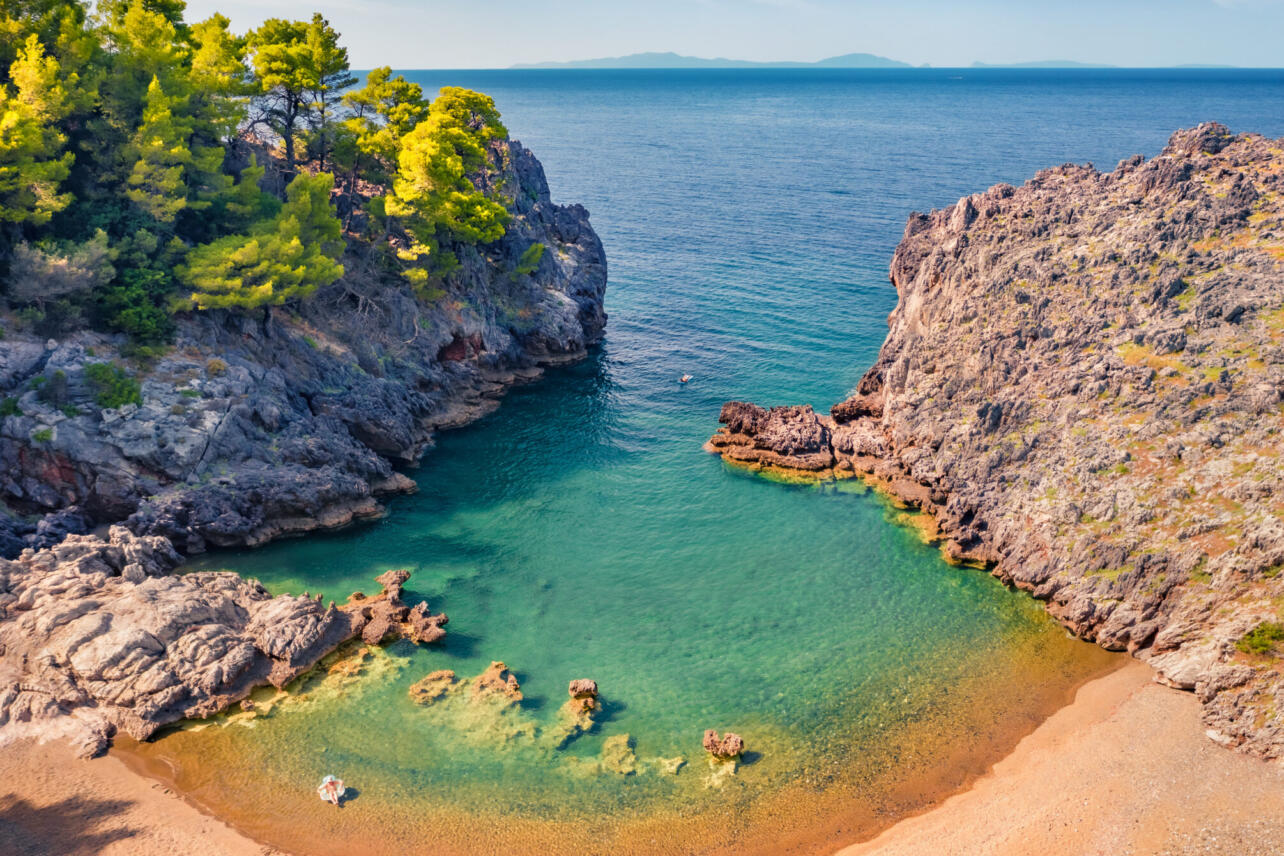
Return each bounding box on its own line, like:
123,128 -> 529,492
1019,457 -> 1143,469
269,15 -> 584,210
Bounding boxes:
141,71 -> 1284,855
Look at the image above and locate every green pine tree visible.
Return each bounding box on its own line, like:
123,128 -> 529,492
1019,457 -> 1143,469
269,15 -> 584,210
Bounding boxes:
178,171 -> 345,310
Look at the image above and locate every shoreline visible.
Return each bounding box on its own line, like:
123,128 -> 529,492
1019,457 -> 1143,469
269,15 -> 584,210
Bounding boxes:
9,659 -> 1281,855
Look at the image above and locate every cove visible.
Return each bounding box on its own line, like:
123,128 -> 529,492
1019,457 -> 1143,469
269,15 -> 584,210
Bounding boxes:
114,69 -> 1284,853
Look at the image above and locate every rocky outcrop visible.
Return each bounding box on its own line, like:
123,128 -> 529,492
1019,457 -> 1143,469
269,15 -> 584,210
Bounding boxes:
0,139 -> 607,556
471,660 -> 523,703
708,124 -> 1284,758
551,678 -> 602,749
0,528 -> 441,756
702,729 -> 745,760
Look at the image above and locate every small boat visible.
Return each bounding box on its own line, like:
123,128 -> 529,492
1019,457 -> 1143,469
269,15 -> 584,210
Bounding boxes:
680,374 -> 692,384
318,774 -> 346,805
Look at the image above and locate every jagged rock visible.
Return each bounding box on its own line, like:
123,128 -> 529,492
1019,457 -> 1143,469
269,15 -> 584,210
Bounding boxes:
550,679 -> 603,749
408,669 -> 457,705
567,678 -> 599,712
0,528 -> 441,756
707,124 -> 1284,760
471,661 -> 522,703
702,729 -> 745,760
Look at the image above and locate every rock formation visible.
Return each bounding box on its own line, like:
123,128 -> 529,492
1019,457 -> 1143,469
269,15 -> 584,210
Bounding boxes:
567,678 -> 599,712
0,528 -> 442,756
702,729 -> 745,760
471,661 -> 523,703
551,678 -> 602,748
708,124 -> 1284,758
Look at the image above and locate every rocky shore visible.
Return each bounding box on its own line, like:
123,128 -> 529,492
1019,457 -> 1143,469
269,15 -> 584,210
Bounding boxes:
708,124 -> 1284,758
0,140 -> 607,754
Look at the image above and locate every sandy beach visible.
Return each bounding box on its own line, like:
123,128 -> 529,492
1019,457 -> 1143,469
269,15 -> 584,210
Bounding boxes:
0,738 -> 271,856
3,661 -> 1282,856
841,660 -> 1284,856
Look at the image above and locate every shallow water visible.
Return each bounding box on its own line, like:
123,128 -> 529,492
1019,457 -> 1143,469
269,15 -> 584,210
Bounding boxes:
123,70 -> 1284,853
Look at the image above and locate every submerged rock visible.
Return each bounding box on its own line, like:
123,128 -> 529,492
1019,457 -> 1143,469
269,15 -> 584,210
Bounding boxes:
706,124 -> 1284,759
408,670 -> 457,705
601,733 -> 638,775
702,729 -> 745,761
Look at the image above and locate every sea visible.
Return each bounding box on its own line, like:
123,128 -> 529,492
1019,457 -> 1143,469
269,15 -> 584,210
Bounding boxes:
122,69 -> 1284,855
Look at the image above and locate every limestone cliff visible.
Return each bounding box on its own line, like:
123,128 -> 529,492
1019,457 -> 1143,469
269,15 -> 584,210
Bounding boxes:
709,124 -> 1284,757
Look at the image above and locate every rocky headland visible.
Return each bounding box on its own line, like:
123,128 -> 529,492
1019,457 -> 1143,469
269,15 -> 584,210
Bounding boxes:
0,139 -> 607,754
708,124 -> 1284,758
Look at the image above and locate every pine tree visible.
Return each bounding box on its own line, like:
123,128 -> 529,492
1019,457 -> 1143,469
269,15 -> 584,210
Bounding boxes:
126,75 -> 191,224
384,88 -> 510,282
0,34 -> 73,227
178,171 -> 345,310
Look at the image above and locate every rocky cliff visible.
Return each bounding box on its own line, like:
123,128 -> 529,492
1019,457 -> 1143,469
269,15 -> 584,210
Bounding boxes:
708,124 -> 1284,758
0,139 -> 606,555
0,139 -> 606,754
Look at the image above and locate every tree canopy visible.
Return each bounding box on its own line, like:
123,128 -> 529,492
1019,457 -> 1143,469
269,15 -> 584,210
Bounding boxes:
0,0 -> 515,338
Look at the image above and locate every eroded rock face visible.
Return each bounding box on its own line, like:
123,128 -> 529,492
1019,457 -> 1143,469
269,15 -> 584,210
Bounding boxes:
0,140 -> 607,558
0,530 -> 442,756
707,124 -> 1284,758
702,729 -> 745,760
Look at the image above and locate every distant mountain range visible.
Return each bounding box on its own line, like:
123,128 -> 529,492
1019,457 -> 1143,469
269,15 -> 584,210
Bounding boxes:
510,52 -> 1243,71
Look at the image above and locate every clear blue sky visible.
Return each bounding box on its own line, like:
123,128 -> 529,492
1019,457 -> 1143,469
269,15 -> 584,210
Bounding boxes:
183,0 -> 1284,69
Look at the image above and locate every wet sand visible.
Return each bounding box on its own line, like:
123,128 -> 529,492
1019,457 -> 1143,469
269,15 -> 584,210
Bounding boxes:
4,661 -> 1281,856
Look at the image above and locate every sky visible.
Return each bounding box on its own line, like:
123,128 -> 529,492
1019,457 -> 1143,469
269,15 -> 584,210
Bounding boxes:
181,0 -> 1284,69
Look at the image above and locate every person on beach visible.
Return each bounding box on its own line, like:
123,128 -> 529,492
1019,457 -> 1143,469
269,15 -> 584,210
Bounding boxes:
318,775 -> 344,806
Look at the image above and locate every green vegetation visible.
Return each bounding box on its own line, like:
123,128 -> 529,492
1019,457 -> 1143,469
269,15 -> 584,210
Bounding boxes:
31,427 -> 51,443
84,361 -> 142,408
0,397 -> 19,417
1237,622 -> 1284,655
0,2 -> 514,337
515,242 -> 545,276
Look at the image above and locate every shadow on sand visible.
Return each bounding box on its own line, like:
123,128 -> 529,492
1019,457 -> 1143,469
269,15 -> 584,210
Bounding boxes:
0,792 -> 141,855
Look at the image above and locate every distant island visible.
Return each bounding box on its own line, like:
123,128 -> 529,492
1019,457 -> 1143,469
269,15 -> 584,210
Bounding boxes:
511,51 -> 913,70
512,52 -> 1244,70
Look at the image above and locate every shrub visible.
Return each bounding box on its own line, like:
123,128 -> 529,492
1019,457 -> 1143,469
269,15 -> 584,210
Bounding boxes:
0,398 -> 20,418
31,428 -> 52,443
206,358 -> 228,377
1237,622 -> 1284,655
84,362 -> 142,408
60,404 -> 80,417
180,388 -> 201,398
514,242 -> 545,277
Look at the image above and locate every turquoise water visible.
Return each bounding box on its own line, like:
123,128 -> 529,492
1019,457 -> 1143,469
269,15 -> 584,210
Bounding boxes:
140,71 -> 1284,854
